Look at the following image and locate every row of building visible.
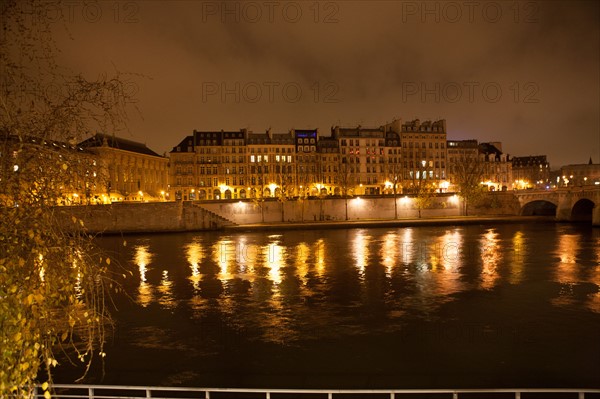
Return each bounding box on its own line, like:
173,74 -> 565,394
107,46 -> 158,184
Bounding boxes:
39,118 -> 598,203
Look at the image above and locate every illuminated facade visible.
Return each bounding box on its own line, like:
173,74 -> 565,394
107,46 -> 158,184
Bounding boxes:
384,119 -> 448,192
478,142 -> 513,191
79,133 -> 169,202
293,129 -> 319,196
559,158 -> 600,187
170,130 -> 248,200
447,139 -> 480,192
512,155 -> 550,189
332,125 -> 388,195
246,129 -> 295,198
316,136 -> 340,195
167,118 -> 530,200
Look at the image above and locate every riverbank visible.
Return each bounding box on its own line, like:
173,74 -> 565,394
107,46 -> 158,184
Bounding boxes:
224,215 -> 557,232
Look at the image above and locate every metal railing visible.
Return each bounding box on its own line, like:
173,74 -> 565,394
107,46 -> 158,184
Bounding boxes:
33,385 -> 600,399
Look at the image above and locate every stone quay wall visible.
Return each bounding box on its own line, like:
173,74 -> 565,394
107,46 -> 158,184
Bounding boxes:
55,192 -> 520,234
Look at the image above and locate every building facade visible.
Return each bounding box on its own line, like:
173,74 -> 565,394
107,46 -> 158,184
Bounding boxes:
293,129 -> 319,196
170,130 -> 248,200
478,142 -> 512,191
167,118 -> 529,200
559,158 -> 600,187
331,125 -> 388,195
384,119 -> 448,192
446,139 -> 479,192
512,155 -> 550,189
79,133 -> 169,202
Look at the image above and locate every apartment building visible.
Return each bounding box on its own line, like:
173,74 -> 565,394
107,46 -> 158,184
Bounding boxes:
384,119 -> 448,192
478,142 -> 512,191
331,125 -> 388,195
512,155 -> 550,189
170,130 -> 247,200
246,129 -> 295,198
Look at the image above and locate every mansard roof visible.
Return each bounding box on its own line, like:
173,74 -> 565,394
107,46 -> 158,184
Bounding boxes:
79,133 -> 162,157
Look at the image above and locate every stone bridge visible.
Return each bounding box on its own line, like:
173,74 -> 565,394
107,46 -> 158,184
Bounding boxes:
514,186 -> 600,226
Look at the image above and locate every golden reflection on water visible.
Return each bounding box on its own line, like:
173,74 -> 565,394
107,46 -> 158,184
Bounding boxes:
295,242 -> 310,285
381,232 -> 398,277
158,269 -> 175,309
509,231 -> 525,285
314,238 -> 326,277
432,229 -> 463,296
588,237 -> 600,313
186,240 -> 203,292
134,245 -> 153,307
400,228 -> 414,265
552,233 -> 581,308
352,230 -> 370,275
479,229 -> 501,290
410,229 -> 464,308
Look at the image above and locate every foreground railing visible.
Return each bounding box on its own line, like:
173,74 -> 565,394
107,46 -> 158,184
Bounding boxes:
33,385 -> 600,399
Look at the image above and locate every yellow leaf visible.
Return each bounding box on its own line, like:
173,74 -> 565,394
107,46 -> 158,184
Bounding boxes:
44,390 -> 51,399
41,381 -> 48,391
62,163 -> 68,170
61,331 -> 68,342
106,258 -> 111,265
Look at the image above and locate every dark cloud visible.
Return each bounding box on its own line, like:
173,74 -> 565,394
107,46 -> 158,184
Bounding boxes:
52,0 -> 599,167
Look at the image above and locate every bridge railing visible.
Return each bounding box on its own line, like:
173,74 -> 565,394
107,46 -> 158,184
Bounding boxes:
33,385 -> 600,399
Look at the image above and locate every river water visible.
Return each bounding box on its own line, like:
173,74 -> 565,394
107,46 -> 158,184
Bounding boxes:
55,222 -> 600,388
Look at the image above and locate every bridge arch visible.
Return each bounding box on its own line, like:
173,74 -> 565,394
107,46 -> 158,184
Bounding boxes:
571,198 -> 595,222
520,200 -> 557,216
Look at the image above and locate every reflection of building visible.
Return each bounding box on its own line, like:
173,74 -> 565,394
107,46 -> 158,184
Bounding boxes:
79,133 -> 169,202
384,119 -> 448,192
560,158 -> 600,187
479,142 -> 512,191
512,155 -> 550,189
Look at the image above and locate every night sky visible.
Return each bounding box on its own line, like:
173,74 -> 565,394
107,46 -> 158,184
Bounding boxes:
51,1 -> 599,168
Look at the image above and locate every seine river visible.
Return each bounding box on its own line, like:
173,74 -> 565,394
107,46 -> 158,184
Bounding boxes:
55,222 -> 600,388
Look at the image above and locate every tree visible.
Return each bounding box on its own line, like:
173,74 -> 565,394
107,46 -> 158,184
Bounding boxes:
451,156 -> 486,216
413,181 -> 435,218
384,157 -> 402,219
336,157 -> 355,220
1,1 -> 135,395
275,163 -> 293,222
